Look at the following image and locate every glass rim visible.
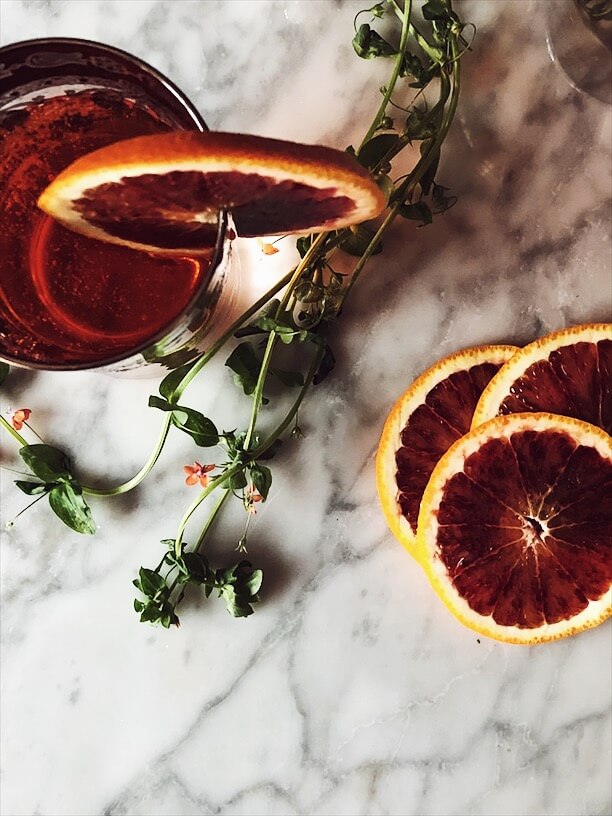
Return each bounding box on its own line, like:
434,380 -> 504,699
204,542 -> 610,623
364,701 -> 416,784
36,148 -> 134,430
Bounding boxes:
0,36 -> 208,132
0,36 -> 229,372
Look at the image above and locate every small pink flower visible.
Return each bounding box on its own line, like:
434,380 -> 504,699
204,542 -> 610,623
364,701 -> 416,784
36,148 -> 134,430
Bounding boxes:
245,487 -> 263,514
11,408 -> 31,431
183,462 -> 215,488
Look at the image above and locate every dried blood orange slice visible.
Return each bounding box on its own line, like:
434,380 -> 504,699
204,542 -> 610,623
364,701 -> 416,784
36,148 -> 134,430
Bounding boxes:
376,345 -> 518,560
37,131 -> 386,255
472,323 -> 612,433
418,413 -> 611,644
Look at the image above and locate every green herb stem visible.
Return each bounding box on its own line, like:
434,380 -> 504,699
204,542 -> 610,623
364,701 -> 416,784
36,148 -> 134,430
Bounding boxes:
83,252 -> 328,497
277,232 -> 329,313
358,0 -> 412,151
174,461 -> 244,556
83,415 -> 172,497
173,270 -> 296,400
408,23 -> 443,63
345,46 -> 460,302
175,232 -> 329,402
0,415 -> 27,447
243,331 -> 278,451
8,0 -> 469,627
7,491 -> 48,526
243,231 -> 328,452
194,489 -> 230,551
252,346 -> 324,459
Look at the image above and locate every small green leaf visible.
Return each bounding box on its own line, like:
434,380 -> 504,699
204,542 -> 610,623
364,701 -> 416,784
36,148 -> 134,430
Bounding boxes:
138,567 -> 167,598
400,52 -> 436,87
149,396 -> 219,446
375,173 -> 394,203
340,225 -> 383,257
234,300 -> 284,338
254,314 -> 311,344
270,368 -> 304,388
256,316 -> 306,343
183,551 -> 210,583
20,444 -> 72,482
14,480 -> 50,496
356,133 -> 399,170
229,469 -> 248,490
221,430 -> 237,454
171,406 -> 219,447
405,107 -> 436,141
134,599 -> 145,613
419,146 -> 440,196
352,24 -> 397,59
243,568 -> 263,597
313,344 -> 336,385
422,0 -> 457,22
216,561 -> 263,617
164,550 -> 189,576
431,183 -> 458,213
148,395 -> 174,412
370,2 -> 386,18
225,342 -> 261,396
139,603 -> 162,623
48,481 -> 96,535
0,362 -> 9,387
250,464 -> 272,500
296,235 -> 314,258
159,605 -> 179,628
398,201 -> 433,226
294,281 -> 324,305
220,586 -> 248,617
159,361 -> 195,402
220,589 -> 254,618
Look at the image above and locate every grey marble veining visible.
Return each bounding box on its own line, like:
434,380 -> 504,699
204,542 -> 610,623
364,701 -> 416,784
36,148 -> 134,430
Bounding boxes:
1,2 -> 611,815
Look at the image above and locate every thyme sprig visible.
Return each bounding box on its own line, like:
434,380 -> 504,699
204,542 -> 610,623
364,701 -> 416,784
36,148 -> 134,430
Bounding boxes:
0,0 -> 470,627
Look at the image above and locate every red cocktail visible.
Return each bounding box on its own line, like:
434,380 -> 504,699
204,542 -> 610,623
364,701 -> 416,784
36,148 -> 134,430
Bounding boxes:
0,39 -> 229,372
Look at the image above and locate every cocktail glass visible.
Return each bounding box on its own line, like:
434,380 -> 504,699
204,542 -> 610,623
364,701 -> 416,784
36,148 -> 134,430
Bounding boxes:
0,38 -> 236,375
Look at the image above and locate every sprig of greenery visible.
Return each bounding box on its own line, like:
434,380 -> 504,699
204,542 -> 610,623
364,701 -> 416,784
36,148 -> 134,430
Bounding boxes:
15,444 -> 95,534
0,0 -> 470,626
133,537 -> 262,625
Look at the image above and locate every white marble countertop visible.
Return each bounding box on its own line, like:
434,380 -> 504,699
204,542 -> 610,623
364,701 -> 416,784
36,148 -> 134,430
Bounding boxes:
1,2 -> 611,815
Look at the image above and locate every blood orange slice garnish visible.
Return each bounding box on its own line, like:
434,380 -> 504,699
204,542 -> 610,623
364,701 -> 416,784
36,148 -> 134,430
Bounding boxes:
472,323 -> 612,433
376,345 -> 518,560
417,413 -> 611,644
37,131 -> 386,255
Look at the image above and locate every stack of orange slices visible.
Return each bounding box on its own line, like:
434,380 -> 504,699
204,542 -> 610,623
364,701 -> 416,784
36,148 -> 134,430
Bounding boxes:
376,324 -> 612,644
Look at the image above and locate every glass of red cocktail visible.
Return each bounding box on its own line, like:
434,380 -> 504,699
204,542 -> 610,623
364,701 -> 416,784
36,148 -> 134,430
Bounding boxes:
0,38 -> 234,374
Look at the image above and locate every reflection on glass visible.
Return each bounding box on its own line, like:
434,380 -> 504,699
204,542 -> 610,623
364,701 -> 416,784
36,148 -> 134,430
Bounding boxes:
546,0 -> 612,104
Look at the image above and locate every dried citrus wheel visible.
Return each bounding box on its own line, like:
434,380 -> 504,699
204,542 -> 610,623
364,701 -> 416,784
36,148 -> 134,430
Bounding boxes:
37,131 -> 386,255
376,345 -> 518,560
417,413 -> 611,644
472,323 -> 612,433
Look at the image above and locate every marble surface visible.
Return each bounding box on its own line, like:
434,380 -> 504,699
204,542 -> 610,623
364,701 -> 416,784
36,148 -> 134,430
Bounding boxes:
1,1 -> 611,815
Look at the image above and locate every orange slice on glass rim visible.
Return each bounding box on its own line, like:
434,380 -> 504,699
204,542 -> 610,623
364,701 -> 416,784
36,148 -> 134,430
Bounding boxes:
376,345 -> 518,561
472,323 -> 612,433
417,413 -> 611,644
37,131 -> 386,255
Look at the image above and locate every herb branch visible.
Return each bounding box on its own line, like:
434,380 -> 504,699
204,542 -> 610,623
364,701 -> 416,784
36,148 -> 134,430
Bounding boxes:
0,0 -> 470,626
